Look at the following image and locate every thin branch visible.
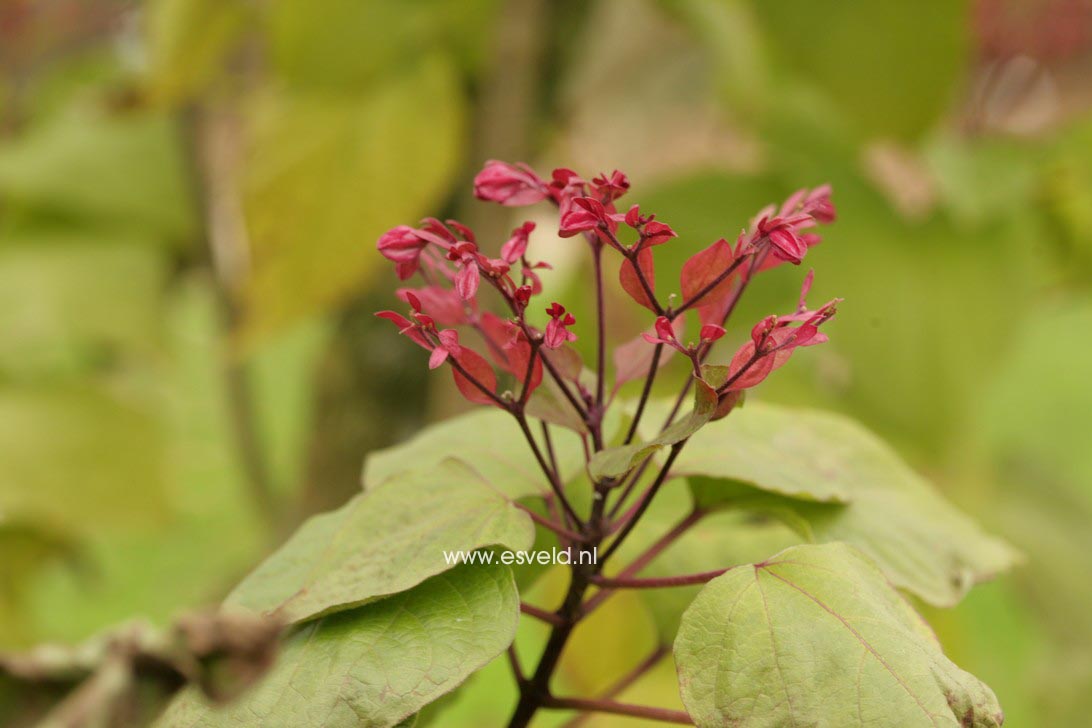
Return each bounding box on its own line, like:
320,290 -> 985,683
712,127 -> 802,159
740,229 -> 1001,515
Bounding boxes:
622,343 -> 663,446
601,442 -> 686,562
179,106 -> 278,527
508,644 -> 525,683
582,509 -> 704,618
514,412 -> 582,525
521,602 -> 564,627
593,244 -> 607,411
603,227 -> 666,316
518,342 -> 542,407
562,645 -> 669,728
669,255 -> 747,318
605,450 -> 660,522
444,352 -> 512,410
543,696 -> 692,725
516,504 -> 584,543
591,568 -> 729,589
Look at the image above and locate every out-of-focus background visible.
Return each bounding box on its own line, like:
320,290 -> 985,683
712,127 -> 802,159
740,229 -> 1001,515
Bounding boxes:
1,0 -> 1091,724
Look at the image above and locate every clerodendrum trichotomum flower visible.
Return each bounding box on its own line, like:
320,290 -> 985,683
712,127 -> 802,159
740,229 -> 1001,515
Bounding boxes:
376,161 -> 838,413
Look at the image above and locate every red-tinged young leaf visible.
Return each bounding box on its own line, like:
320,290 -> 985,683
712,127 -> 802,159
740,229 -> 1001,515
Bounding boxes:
473,160 -> 548,206
643,220 -> 677,246
397,286 -> 467,327
620,247 -> 657,312
541,345 -> 583,381
500,221 -> 535,263
375,311 -> 430,350
506,338 -> 543,396
680,238 -> 737,317
451,347 -> 499,407
477,311 -> 516,369
700,324 -> 726,342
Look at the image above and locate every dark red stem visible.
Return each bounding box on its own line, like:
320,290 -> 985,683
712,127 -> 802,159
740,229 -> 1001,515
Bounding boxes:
543,696 -> 692,725
516,504 -> 584,543
591,568 -> 730,589
520,601 -> 565,627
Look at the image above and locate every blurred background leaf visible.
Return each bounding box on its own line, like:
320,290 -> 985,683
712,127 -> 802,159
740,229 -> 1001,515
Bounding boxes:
1,0 -> 1091,724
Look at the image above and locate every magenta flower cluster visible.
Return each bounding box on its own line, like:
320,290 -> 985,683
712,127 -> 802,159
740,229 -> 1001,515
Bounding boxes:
375,160 -> 839,416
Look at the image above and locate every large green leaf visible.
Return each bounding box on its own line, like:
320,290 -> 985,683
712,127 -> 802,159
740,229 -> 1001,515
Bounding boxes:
674,543 -> 1003,727
0,107 -> 192,240
0,239 -> 167,377
363,409 -> 585,499
227,460 -> 534,623
748,0 -> 968,139
678,402 -> 1016,606
161,564 -> 518,728
0,383 -> 165,535
145,0 -> 250,103
637,511 -> 804,645
239,54 -> 464,344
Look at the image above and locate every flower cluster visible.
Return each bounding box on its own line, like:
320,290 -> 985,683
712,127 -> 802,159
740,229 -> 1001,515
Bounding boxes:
375,160 -> 838,418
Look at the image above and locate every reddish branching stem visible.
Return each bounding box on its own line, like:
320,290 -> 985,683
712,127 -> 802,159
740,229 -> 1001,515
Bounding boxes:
515,504 -> 584,543
520,602 -> 564,627
543,696 -> 693,725
591,568 -> 730,589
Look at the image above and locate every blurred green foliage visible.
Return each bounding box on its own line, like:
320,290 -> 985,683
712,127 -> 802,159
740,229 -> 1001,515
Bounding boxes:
1,0 -> 1091,725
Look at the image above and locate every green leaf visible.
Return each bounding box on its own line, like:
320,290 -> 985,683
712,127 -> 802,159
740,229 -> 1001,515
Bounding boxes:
227,460 -> 534,623
0,383 -> 165,535
589,369 -> 723,481
674,543 -> 1004,727
363,409 -> 585,499
748,0 -> 967,139
239,54 -> 465,344
145,0 -> 250,103
0,107 -> 192,240
0,239 -> 167,377
679,402 -> 1016,606
635,511 -> 805,645
162,564 -> 518,728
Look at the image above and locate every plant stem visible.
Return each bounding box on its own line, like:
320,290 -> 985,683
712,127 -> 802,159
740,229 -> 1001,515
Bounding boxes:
582,509 -> 704,617
602,227 -> 666,316
515,504 -> 584,543
444,352 -> 511,409
601,443 -> 686,562
622,343 -> 663,446
662,249 -> 765,430
507,563 -> 598,727
514,412 -> 582,525
591,568 -> 730,589
543,696 -> 692,725
508,644 -> 525,683
669,255 -> 747,318
520,602 -> 564,627
593,243 -> 607,412
561,645 -> 669,728
179,106 -> 279,529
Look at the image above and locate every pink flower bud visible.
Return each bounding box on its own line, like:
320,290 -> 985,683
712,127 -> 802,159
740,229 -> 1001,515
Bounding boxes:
377,225 -> 428,280
501,221 -> 536,264
473,160 -> 548,206
700,324 -> 726,342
